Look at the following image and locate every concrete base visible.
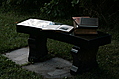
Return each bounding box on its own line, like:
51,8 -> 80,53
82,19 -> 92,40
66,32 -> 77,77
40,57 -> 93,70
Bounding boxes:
23,57 -> 72,78
3,47 -> 72,79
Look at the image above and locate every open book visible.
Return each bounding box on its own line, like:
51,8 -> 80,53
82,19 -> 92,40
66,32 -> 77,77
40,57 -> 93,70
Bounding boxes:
17,19 -> 74,32
17,19 -> 55,28
42,25 -> 74,32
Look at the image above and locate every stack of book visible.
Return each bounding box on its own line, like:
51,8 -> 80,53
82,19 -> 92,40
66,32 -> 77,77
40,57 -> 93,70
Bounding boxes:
72,17 -> 98,35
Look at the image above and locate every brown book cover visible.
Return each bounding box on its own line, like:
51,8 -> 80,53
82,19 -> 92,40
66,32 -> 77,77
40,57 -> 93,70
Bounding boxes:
72,17 -> 90,28
74,28 -> 97,35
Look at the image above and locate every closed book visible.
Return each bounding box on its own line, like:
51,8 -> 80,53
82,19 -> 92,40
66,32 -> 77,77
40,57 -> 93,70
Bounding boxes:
72,17 -> 90,28
79,18 -> 98,28
72,17 -> 98,35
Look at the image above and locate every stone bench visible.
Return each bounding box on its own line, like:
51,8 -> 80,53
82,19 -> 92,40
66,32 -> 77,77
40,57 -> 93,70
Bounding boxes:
16,19 -> 111,75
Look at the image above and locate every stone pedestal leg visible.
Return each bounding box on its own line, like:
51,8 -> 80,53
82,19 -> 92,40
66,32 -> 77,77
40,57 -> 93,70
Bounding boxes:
28,34 -> 48,62
70,46 -> 99,75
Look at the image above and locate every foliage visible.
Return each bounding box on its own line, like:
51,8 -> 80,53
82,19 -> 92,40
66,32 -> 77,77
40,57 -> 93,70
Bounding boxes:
5,0 -> 49,6
1,0 -> 50,13
40,0 -> 74,18
40,0 -> 119,28
73,0 -> 119,28
1,0 -> 118,28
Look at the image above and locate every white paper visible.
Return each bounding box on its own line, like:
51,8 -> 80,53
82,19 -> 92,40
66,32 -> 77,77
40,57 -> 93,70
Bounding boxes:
17,19 -> 55,28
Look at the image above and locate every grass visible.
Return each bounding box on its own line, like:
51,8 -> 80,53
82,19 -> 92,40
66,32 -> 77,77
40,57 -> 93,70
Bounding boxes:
0,55 -> 42,79
0,12 -> 29,53
0,11 -> 119,79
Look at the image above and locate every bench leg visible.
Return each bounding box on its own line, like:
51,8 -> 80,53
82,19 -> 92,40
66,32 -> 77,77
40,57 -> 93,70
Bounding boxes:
28,35 -> 48,62
70,46 -> 99,75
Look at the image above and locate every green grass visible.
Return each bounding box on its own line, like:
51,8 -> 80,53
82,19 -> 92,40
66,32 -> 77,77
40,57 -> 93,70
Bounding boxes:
0,11 -> 119,79
0,55 -> 43,79
0,12 -> 29,53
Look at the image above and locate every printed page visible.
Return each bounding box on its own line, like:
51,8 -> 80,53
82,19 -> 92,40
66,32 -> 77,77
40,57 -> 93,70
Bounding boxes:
17,19 -> 55,28
42,25 -> 61,30
57,25 -> 74,32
